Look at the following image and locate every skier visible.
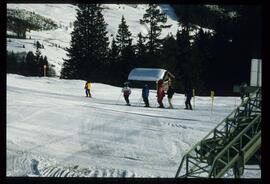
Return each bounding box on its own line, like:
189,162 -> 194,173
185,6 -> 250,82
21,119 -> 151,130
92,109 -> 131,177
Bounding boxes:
122,82 -> 131,106
167,84 -> 175,109
240,82 -> 248,102
84,81 -> 91,97
157,80 -> 165,108
142,84 -> 150,107
185,87 -> 193,110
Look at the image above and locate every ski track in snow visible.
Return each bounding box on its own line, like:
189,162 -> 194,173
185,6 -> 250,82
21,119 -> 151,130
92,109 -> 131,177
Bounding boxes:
7,148 -> 139,177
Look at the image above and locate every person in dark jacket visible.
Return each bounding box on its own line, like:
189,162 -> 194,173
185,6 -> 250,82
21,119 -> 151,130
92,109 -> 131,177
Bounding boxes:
240,82 -> 248,102
185,88 -> 193,110
157,80 -> 165,108
167,85 -> 175,109
142,84 -> 150,107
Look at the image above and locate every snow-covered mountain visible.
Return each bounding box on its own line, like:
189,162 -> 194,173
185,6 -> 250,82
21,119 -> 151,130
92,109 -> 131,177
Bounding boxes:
6,4 -> 179,76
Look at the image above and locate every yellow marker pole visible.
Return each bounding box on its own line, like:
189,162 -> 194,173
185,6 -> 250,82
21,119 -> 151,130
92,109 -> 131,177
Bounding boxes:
211,91 -> 215,113
43,65 -> 47,77
193,89 -> 195,110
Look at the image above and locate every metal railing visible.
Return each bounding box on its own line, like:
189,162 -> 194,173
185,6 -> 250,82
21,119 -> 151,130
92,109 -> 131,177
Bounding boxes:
209,115 -> 261,178
175,87 -> 261,178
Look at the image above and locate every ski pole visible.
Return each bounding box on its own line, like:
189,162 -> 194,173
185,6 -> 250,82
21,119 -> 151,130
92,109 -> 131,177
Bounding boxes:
164,96 -> 167,107
137,97 -> 142,106
149,96 -> 153,107
115,93 -> 122,105
150,96 -> 157,107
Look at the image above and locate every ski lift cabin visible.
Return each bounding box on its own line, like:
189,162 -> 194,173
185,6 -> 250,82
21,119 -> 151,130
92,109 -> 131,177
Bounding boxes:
127,68 -> 175,91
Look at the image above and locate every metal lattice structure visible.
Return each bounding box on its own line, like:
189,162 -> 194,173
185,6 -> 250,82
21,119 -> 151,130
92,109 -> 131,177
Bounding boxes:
175,87 -> 261,178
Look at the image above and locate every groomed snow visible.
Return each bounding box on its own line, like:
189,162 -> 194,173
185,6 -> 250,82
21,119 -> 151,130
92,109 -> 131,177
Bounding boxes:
6,74 -> 260,178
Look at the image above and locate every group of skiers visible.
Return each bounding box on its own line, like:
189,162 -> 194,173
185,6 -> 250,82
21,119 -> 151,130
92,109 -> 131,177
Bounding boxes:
120,80 -> 193,110
84,80 -> 193,110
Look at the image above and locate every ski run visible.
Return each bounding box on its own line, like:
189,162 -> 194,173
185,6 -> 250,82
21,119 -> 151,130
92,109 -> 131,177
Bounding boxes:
6,74 -> 261,178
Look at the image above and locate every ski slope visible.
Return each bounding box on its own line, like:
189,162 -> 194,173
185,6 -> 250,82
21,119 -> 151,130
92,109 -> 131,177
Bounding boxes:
6,74 -> 261,178
7,4 -> 213,76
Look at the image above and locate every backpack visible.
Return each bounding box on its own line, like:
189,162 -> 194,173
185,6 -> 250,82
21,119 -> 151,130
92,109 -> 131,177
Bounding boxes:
124,90 -> 129,96
123,88 -> 130,96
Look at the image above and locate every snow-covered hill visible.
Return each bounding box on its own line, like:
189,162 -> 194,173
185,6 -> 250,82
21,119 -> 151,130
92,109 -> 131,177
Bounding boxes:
6,4 -> 179,76
6,74 -> 260,178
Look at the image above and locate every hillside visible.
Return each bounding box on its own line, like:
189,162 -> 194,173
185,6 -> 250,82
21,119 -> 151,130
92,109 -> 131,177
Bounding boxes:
7,8 -> 58,38
6,4 -> 180,76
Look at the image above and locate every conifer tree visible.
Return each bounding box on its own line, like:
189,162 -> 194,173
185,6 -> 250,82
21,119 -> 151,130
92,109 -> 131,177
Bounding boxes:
194,28 -> 213,88
114,15 -> 135,83
42,56 -> 53,77
115,16 -> 133,56
35,48 -> 41,63
175,28 -> 207,94
108,38 -> 119,63
140,4 -> 171,54
36,41 -> 41,49
34,48 -> 42,76
135,32 -> 146,67
161,34 -> 179,73
24,51 -> 36,76
7,51 -> 18,74
176,29 -> 191,53
61,4 -> 109,81
135,32 -> 146,57
107,37 -> 120,84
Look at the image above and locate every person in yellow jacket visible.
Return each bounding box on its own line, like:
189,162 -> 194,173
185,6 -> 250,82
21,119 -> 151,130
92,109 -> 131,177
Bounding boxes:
84,81 -> 92,97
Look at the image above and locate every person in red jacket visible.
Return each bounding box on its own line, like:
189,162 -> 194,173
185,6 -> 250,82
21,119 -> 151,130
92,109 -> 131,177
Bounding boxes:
157,80 -> 165,108
122,82 -> 131,106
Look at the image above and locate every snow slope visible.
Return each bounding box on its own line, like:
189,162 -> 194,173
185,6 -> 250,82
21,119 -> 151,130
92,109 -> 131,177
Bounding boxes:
6,4 -> 180,76
6,74 -> 261,178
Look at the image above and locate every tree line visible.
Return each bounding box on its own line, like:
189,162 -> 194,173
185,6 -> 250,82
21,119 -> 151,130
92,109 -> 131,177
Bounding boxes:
7,8 -> 58,39
7,42 -> 56,77
171,5 -> 261,95
57,4 -> 261,96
